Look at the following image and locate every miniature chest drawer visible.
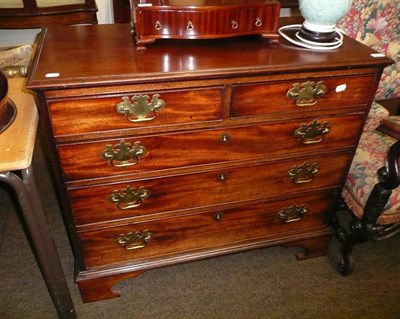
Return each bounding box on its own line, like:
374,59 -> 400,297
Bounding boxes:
69,152 -> 351,226
79,189 -> 336,268
58,113 -> 363,182
47,86 -> 223,139
231,74 -> 376,118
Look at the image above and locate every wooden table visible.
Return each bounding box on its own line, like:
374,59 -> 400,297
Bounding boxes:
0,78 -> 75,318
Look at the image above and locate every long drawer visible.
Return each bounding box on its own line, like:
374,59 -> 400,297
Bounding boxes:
48,86 -> 223,138
58,113 -> 363,181
69,152 -> 351,226
79,189 -> 335,268
231,74 -> 375,118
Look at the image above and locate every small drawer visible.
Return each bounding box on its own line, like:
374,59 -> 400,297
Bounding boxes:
58,113 -> 363,181
231,74 -> 375,118
68,152 -> 351,226
135,10 -> 180,36
48,87 -> 223,138
79,189 -> 335,268
178,9 -> 245,36
245,5 -> 279,32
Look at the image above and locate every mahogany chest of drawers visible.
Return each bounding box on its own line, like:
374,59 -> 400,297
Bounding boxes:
132,0 -> 281,50
27,23 -> 392,302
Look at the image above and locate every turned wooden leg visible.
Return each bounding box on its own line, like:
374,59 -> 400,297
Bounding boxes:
337,220 -> 368,276
331,208 -> 369,276
76,270 -> 144,303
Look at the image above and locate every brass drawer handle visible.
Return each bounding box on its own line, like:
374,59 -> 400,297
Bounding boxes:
109,186 -> 151,210
288,162 -> 319,184
116,94 -> 165,122
231,20 -> 239,29
186,21 -> 194,31
287,81 -> 327,107
117,230 -> 153,250
255,18 -> 262,27
101,140 -> 147,167
294,120 -> 330,144
154,21 -> 162,31
278,204 -> 307,223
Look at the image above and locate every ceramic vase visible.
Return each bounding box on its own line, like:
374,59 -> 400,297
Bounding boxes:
298,0 -> 352,42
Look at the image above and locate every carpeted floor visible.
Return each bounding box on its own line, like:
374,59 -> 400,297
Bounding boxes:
0,127 -> 399,319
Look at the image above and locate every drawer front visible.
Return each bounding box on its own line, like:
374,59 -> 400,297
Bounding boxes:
136,10 -> 179,36
48,87 -> 223,137
79,189 -> 335,268
69,152 -> 351,226
59,113 -> 363,181
245,5 -> 279,32
179,9 -> 246,36
231,75 -> 375,118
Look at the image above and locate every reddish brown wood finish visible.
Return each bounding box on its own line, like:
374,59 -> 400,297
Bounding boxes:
58,114 -> 363,183
79,189 -> 336,268
132,0 -> 281,49
69,151 -> 350,226
48,87 -> 223,139
231,74 -> 376,117
27,23 -> 392,302
113,0 -> 300,24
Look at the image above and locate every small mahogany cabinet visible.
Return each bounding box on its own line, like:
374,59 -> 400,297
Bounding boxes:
27,23 -> 392,302
131,0 -> 281,50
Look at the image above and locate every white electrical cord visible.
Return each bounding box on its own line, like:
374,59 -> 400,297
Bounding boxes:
278,24 -> 344,50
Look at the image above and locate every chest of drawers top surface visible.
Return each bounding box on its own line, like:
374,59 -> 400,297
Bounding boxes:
27,23 -> 391,90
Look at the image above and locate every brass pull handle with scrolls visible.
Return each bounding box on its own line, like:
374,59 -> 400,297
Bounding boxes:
117,230 -> 153,250
109,185 -> 151,210
101,140 -> 147,167
294,119 -> 330,144
278,204 -> 307,223
288,162 -> 319,184
287,81 -> 327,107
116,94 -> 165,122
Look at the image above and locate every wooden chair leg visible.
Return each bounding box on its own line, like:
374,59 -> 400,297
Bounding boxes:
0,166 -> 76,319
331,210 -> 368,276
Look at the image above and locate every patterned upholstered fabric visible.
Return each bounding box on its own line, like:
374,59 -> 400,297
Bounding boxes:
384,115 -> 400,127
342,130 -> 400,224
337,0 -> 400,100
364,101 -> 389,131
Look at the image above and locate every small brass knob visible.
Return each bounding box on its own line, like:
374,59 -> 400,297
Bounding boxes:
220,133 -> 231,144
213,212 -> 224,221
217,173 -> 228,182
